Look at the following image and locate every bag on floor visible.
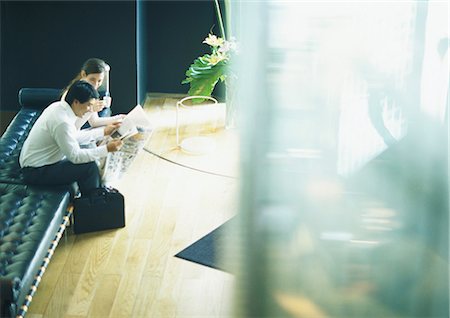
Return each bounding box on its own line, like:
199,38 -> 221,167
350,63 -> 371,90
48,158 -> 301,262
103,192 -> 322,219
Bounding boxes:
73,187 -> 125,234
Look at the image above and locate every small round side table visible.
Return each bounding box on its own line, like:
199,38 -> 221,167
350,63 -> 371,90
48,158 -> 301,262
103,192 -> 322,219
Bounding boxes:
176,96 -> 218,155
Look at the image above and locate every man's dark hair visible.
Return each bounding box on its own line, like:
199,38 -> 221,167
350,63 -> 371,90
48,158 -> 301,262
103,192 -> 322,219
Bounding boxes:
65,80 -> 99,105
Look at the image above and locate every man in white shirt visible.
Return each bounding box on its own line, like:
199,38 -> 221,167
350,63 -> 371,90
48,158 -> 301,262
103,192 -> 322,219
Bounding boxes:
19,80 -> 123,195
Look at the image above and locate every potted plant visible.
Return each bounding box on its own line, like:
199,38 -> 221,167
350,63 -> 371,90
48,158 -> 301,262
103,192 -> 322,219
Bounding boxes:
181,0 -> 238,128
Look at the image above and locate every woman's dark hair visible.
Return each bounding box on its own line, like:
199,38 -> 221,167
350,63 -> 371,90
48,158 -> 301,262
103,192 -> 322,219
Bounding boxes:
80,58 -> 108,75
65,80 -> 99,105
63,58 -> 108,94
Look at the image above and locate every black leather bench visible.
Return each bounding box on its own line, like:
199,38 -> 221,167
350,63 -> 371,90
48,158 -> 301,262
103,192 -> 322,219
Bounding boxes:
0,88 -> 73,318
0,183 -> 70,318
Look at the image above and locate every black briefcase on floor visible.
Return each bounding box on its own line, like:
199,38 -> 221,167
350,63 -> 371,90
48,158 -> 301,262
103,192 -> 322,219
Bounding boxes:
73,187 -> 125,234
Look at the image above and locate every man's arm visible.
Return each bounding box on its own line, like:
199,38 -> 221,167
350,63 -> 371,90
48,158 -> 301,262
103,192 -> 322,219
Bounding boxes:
75,127 -> 104,144
54,122 -> 108,164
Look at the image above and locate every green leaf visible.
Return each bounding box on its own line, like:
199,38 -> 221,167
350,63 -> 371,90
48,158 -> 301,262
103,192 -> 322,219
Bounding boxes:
182,54 -> 227,103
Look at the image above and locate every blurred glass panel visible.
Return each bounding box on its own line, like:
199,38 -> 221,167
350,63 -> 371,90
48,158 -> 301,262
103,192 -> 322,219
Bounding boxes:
236,1 -> 449,317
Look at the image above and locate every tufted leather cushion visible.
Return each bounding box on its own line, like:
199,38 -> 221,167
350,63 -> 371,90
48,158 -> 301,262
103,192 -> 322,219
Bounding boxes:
0,87 -> 61,184
0,183 -> 69,316
18,88 -> 62,110
0,109 -> 42,185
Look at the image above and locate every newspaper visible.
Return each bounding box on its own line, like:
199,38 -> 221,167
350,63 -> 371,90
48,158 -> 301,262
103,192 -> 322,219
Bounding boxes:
98,104 -> 153,184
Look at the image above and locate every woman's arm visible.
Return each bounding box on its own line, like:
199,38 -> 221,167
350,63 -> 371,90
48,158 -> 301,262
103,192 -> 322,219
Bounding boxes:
88,112 -> 126,127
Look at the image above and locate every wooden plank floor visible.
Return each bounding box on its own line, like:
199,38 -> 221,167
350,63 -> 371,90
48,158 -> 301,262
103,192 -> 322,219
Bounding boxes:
27,95 -> 238,318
